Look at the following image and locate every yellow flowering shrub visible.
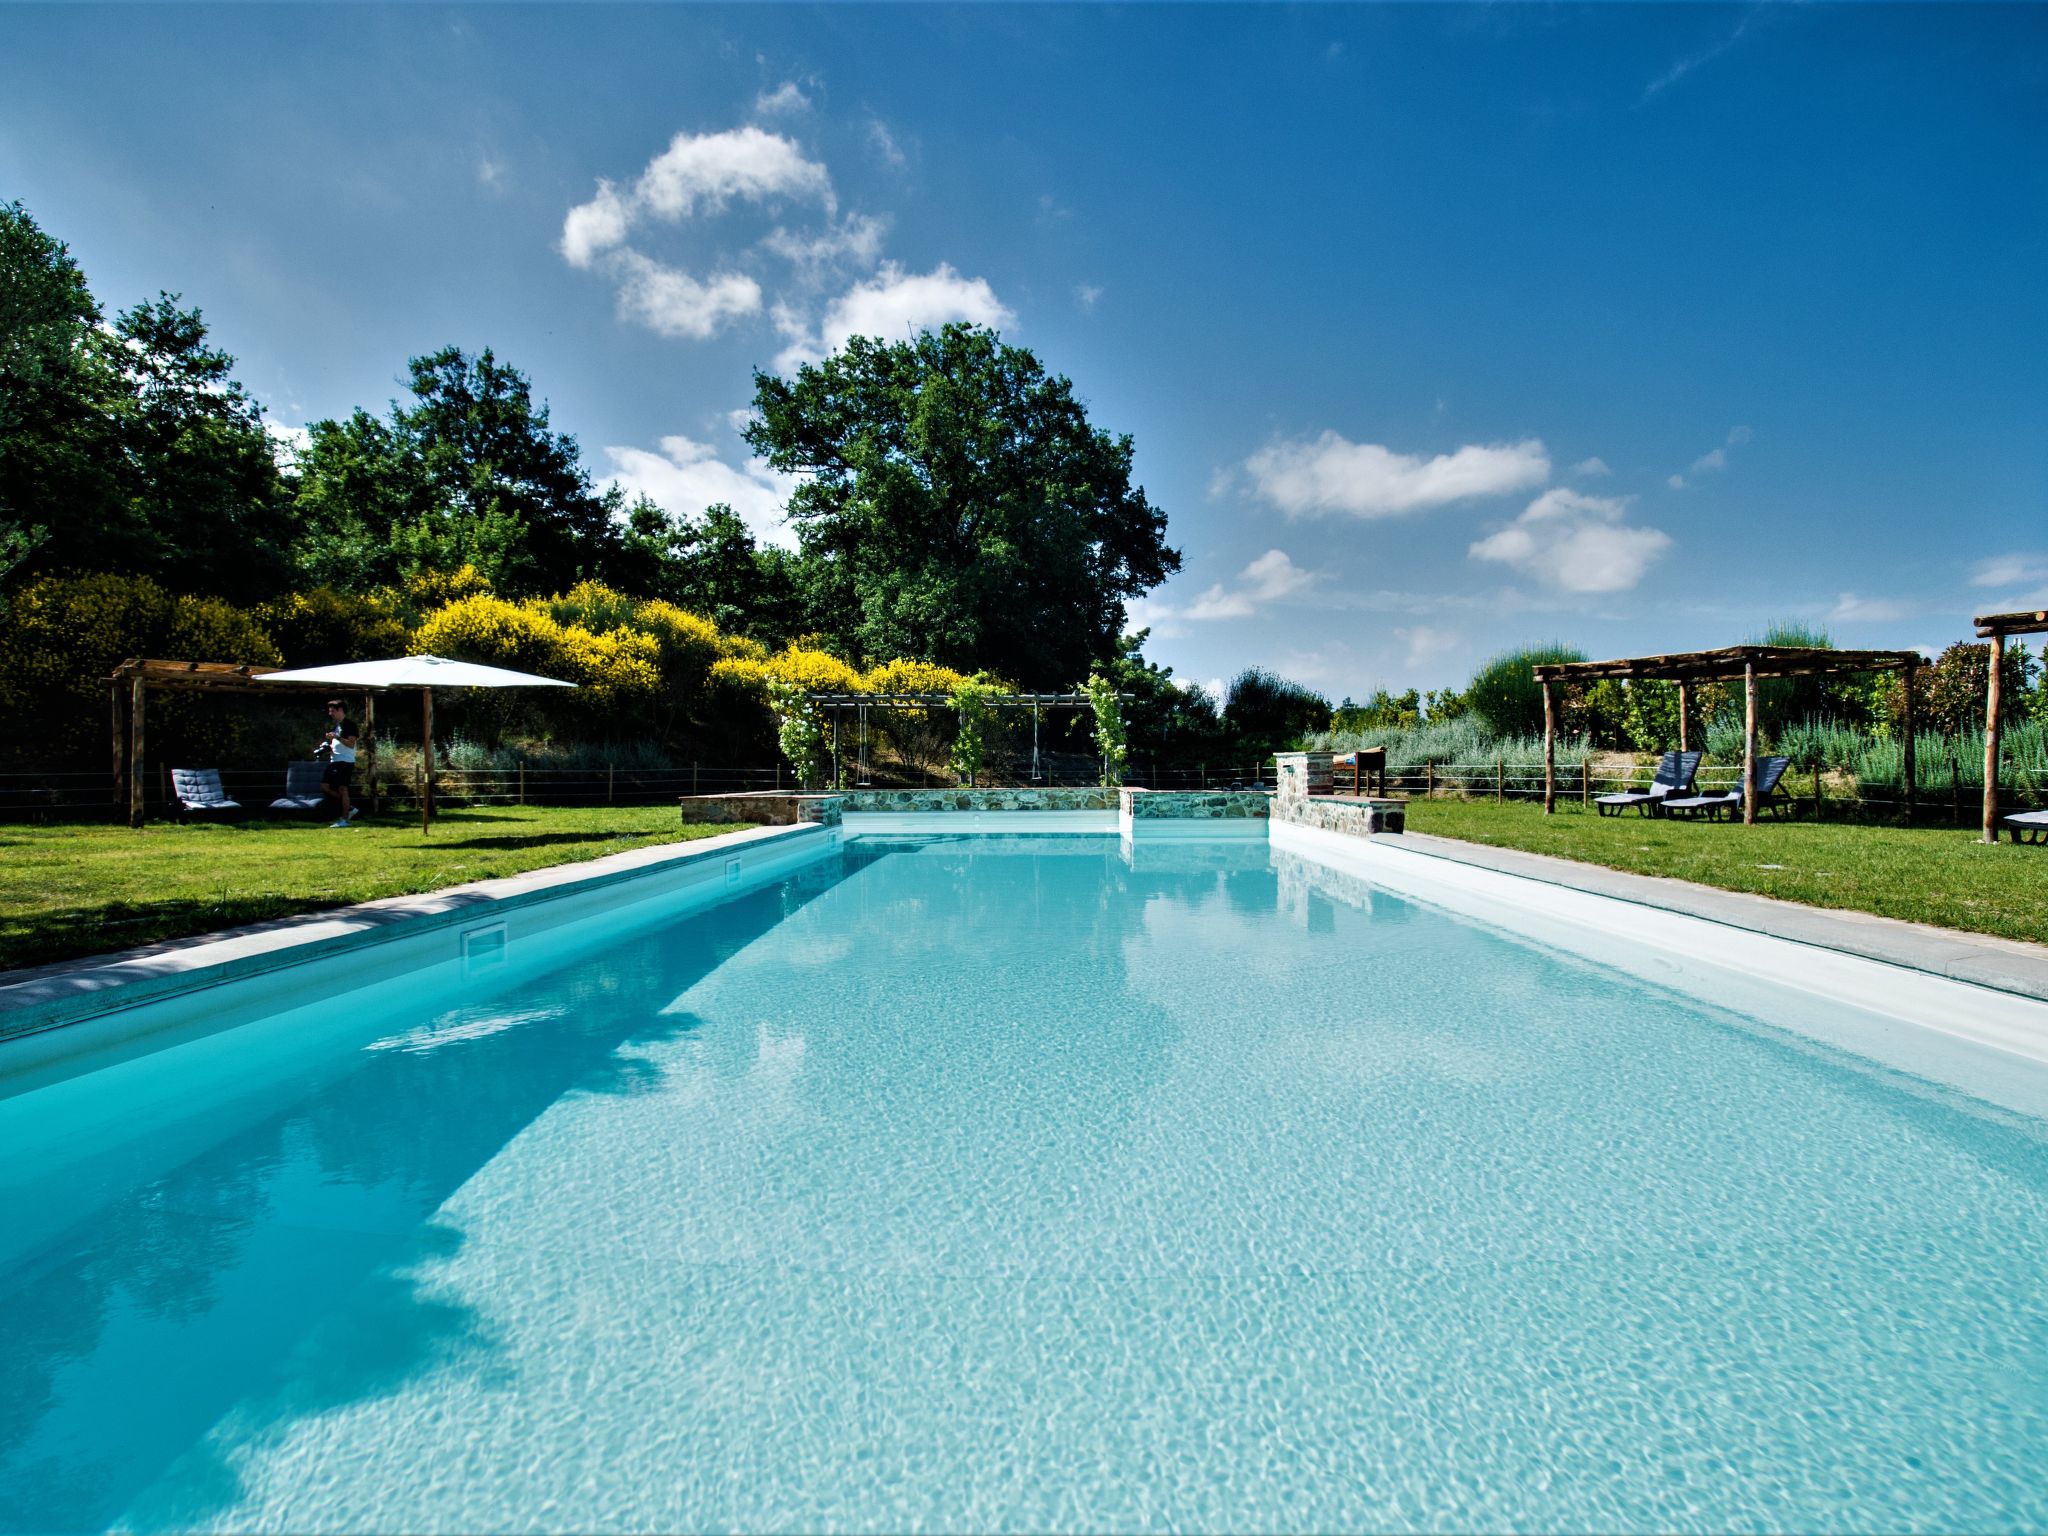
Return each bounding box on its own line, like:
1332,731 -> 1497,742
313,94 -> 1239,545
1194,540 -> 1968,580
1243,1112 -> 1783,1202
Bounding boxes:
0,573 -> 175,712
857,658 -> 969,695
414,594 -> 566,675
763,645 -> 862,694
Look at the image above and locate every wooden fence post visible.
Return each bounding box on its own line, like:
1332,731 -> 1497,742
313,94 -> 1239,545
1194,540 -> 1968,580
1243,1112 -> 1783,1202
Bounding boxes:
608,763 -> 615,804
1581,758 -> 1590,807
1901,659 -> 1918,824
518,761 -> 525,805
1813,763 -> 1822,822
1425,761 -> 1434,799
1496,758 -> 1504,804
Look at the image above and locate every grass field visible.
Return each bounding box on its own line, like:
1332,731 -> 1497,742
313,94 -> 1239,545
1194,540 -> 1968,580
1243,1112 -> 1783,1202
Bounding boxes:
1406,798 -> 2048,947
0,808 -> 741,972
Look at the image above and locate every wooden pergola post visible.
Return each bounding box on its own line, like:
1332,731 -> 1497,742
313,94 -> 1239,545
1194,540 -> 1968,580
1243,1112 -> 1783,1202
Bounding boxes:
1901,658 -> 1917,825
1983,634 -> 2004,844
421,686 -> 434,835
128,669 -> 147,828
363,692 -> 379,815
1742,660 -> 1758,826
1541,679 -> 1556,814
1676,682 -> 1691,755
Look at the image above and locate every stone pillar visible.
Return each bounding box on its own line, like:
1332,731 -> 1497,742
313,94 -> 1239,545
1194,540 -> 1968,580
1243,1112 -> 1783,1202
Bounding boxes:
1273,752 -> 1332,806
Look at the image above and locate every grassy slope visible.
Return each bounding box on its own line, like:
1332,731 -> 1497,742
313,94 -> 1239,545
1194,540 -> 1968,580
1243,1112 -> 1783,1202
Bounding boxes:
0,807 -> 740,972
1406,798 -> 2048,947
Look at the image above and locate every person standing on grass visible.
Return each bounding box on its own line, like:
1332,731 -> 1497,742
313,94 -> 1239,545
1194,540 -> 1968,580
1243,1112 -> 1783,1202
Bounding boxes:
318,699 -> 360,827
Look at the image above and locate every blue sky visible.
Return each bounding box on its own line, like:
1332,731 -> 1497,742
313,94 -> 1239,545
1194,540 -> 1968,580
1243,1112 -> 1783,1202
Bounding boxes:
4,4 -> 2044,699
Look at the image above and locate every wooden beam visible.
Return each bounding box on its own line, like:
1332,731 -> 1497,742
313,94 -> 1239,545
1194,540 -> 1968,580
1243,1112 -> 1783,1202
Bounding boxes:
1541,679 -> 1556,815
1973,610 -> 2048,639
1983,634 -> 2004,844
1743,661 -> 1758,827
1676,681 -> 1691,755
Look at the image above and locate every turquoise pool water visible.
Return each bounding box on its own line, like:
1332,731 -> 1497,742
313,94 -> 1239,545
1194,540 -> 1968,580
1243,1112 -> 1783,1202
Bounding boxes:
2,835 -> 2046,1533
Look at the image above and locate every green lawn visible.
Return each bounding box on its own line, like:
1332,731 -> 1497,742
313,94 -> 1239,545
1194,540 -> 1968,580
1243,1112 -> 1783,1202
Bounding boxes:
1405,797 -> 2048,947
0,807 -> 742,972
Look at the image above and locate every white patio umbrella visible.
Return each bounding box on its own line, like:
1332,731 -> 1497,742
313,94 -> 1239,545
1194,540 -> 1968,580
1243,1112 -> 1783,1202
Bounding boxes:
256,654 -> 576,831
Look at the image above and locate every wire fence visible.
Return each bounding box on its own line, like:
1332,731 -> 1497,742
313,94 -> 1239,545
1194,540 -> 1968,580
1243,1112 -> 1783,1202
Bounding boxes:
0,761 -> 1289,821
3,757 -> 2033,824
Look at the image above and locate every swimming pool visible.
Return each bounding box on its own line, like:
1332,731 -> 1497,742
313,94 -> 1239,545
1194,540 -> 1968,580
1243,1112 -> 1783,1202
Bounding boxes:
3,831 -> 2046,1532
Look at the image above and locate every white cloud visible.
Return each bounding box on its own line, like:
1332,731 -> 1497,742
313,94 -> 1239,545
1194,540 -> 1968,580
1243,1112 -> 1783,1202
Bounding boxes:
560,179 -> 632,268
1182,549 -> 1320,622
763,213 -> 888,277
1186,584 -> 1254,621
609,251 -> 762,339
1396,625 -> 1461,666
1828,593 -> 1913,623
1571,456 -> 1611,477
477,156 -> 506,191
635,126 -> 833,220
1244,433 -> 1550,519
1468,488 -> 1673,593
265,421 -> 310,469
604,434 -> 803,551
1241,548 -> 1316,602
866,118 -> 907,169
1123,595 -> 1186,641
1675,424 -> 1752,483
752,81 -> 811,117
777,261 -> 1013,371
1075,282 -> 1104,311
560,127 -> 835,328
1971,552 -> 2048,589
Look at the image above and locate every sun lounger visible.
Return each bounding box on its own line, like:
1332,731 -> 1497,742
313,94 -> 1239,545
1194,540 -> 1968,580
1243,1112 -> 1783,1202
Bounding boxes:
269,760 -> 329,816
1595,750 -> 1701,817
170,768 -> 243,821
2003,808 -> 2048,845
1661,755 -> 1793,821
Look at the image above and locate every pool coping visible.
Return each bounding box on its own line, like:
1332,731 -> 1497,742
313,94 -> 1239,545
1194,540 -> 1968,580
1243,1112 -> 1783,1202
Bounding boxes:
0,821 -> 822,1042
1384,829 -> 2048,1005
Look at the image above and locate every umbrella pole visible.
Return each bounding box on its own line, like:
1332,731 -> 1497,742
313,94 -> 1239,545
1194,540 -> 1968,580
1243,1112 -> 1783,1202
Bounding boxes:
421,687 -> 433,835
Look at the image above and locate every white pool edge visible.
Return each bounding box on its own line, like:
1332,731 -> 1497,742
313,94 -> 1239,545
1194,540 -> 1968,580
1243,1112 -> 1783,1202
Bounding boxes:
1272,820 -> 2048,1114
0,821 -> 838,1060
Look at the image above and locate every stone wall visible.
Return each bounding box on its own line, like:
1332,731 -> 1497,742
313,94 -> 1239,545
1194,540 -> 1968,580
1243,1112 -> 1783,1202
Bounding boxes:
1117,788 -> 1271,821
839,787 -> 1118,813
679,792 -> 843,827
1272,752 -> 1404,836
1277,795 -> 1405,836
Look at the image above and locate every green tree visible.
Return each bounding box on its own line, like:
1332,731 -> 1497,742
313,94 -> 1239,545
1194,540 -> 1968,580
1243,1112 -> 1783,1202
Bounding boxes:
1,205 -> 289,601
0,201 -> 112,588
747,324 -> 1180,685
1465,644 -> 1585,739
104,294 -> 292,599
1222,667 -> 1332,756
949,673 -> 997,786
1084,671 -> 1129,786
292,346 -> 624,596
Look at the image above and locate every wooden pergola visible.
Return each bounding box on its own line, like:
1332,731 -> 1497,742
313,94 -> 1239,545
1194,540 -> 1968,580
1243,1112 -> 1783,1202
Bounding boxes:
110,659 -> 383,827
1530,646 -> 1925,825
1975,609 -> 2048,844
804,691 -> 1117,786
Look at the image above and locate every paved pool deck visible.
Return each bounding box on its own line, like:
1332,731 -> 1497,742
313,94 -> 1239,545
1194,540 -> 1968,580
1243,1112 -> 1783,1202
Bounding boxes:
1394,829 -> 2048,1004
